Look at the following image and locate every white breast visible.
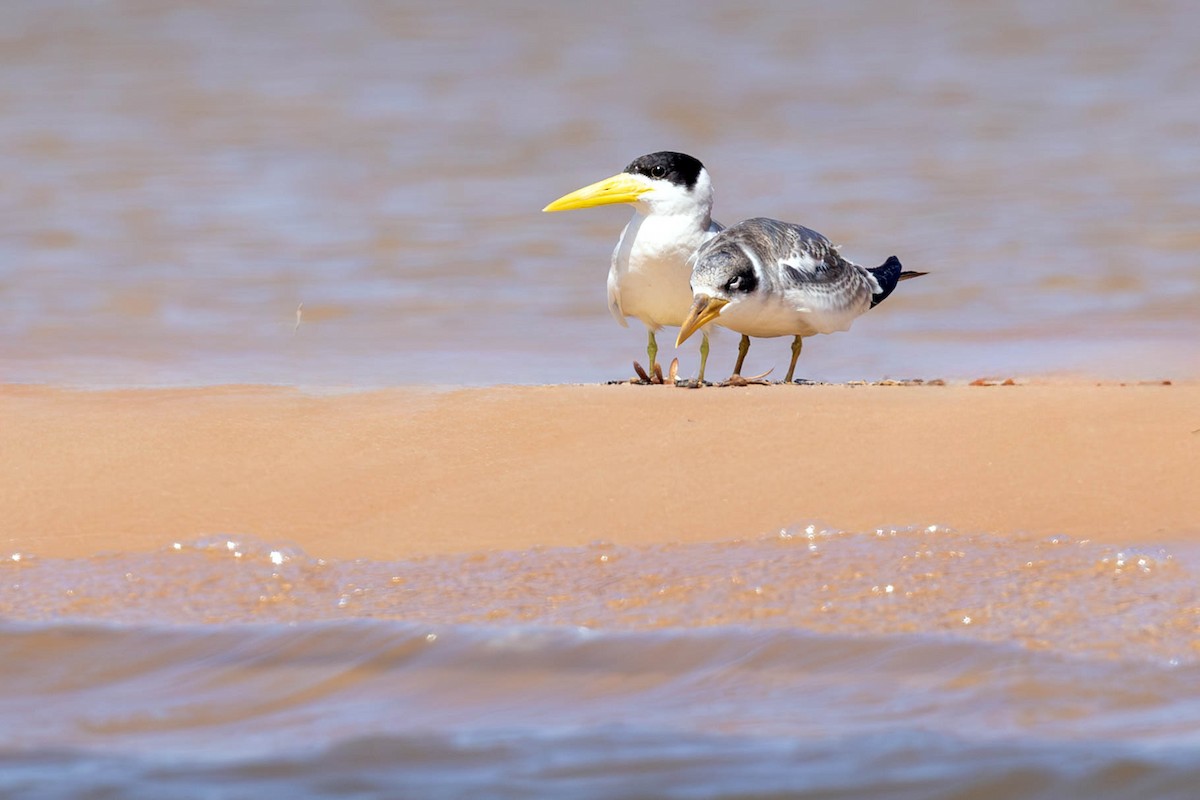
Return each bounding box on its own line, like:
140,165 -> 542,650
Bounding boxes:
608,213 -> 719,330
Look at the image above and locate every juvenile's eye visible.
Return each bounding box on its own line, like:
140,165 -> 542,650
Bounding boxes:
650,165 -> 667,178
723,271 -> 756,293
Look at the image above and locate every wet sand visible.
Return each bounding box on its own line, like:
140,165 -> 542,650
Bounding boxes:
4,381 -> 1197,560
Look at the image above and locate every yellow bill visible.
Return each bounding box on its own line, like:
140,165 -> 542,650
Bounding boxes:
676,295 -> 729,346
542,173 -> 651,212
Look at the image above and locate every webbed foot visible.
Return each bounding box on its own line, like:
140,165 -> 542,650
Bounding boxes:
720,368 -> 774,387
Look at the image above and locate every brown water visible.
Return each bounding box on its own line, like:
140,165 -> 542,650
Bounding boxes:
4,529 -> 1200,798
1,1 -> 1197,387
4,2 -> 1200,797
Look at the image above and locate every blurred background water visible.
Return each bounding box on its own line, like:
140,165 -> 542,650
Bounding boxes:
1,0 -> 1197,387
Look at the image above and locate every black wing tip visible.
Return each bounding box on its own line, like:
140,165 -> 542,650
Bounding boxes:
868,255 -> 919,308
877,256 -> 931,281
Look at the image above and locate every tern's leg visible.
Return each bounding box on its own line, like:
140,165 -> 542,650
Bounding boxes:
632,329 -> 666,383
732,334 -> 751,376
646,329 -> 661,379
784,336 -> 803,383
721,334 -> 772,386
696,332 -> 710,384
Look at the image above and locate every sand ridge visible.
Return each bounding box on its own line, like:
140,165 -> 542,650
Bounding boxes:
2,382 -> 1197,560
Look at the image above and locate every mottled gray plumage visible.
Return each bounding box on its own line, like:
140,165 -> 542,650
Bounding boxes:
679,216 -> 924,383
688,217 -> 881,339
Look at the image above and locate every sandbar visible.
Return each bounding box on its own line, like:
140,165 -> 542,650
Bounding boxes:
2,381 -> 1197,560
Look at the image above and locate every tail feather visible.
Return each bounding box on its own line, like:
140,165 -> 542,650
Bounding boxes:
868,256 -> 926,308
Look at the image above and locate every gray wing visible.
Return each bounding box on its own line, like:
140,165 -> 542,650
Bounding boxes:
740,218 -> 877,310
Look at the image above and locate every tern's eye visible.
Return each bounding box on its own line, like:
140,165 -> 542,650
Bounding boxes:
650,165 -> 667,179
724,270 -> 756,294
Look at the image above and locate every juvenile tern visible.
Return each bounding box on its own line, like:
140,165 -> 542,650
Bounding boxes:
543,151 -> 723,383
676,217 -> 926,384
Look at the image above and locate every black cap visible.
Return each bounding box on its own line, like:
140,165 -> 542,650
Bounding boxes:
623,152 -> 705,191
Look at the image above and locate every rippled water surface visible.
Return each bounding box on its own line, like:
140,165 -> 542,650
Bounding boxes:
4,529 -> 1200,799
2,0 -> 1198,387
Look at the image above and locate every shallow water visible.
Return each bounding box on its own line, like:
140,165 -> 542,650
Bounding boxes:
4,529 -> 1200,798
1,0 -> 1198,387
